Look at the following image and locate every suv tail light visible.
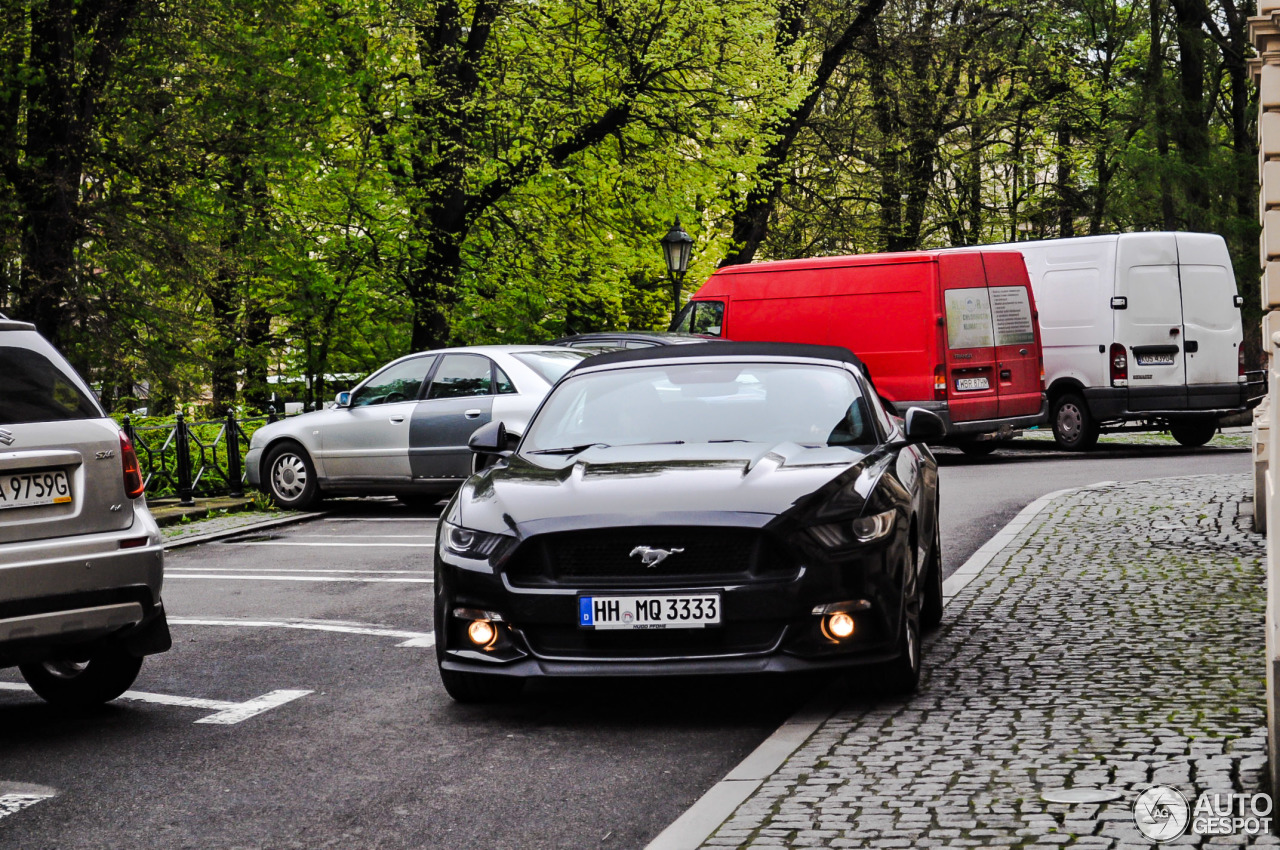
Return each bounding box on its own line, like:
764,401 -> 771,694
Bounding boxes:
1109,343 -> 1128,387
933,365 -> 947,401
120,431 -> 145,499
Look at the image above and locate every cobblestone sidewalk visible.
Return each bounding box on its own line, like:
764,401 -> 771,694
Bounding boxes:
705,474 -> 1272,849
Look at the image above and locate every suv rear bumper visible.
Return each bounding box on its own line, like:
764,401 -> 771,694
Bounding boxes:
0,501 -> 167,664
893,397 -> 1048,438
1084,383 -> 1250,420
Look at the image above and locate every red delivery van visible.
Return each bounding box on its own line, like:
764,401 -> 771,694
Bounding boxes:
670,250 -> 1048,453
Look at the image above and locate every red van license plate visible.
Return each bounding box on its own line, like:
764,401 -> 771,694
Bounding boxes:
955,377 -> 990,391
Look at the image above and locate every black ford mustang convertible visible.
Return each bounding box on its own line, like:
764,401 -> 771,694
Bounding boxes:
433,342 -> 944,701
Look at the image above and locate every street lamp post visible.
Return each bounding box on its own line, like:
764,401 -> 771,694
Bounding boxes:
659,218 -> 694,314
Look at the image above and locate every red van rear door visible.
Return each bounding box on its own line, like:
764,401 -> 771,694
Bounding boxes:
938,253 -> 999,422
983,252 -> 1043,418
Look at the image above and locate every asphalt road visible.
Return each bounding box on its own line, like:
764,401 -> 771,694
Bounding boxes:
0,439 -> 1253,848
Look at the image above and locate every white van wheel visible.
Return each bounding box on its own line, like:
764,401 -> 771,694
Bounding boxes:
1051,393 -> 1099,451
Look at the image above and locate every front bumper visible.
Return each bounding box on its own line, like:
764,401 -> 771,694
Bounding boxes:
245,446 -> 263,487
436,532 -> 908,679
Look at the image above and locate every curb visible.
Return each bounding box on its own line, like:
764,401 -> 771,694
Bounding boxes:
161,510 -> 328,550
644,480 -> 1113,850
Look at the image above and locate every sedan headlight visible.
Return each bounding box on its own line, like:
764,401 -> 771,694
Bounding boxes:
440,520 -> 512,559
808,509 -> 897,548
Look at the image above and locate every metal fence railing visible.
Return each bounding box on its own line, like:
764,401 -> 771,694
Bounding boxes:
120,409 -> 287,507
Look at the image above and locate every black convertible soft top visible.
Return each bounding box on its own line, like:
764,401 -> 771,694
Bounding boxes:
572,340 -> 869,375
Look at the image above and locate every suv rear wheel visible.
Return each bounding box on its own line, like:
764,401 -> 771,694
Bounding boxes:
20,645 -> 143,707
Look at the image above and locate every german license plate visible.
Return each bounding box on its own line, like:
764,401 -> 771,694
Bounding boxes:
578,594 -> 721,630
0,469 -> 72,510
955,376 -> 989,391
1136,353 -> 1176,366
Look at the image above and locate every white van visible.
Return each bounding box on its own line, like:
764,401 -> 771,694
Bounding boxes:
953,233 -> 1249,450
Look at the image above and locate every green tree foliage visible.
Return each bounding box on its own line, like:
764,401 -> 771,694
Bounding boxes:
0,0 -> 1265,402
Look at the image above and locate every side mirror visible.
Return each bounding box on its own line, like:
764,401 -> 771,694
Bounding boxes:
468,420 -> 511,456
335,391 -> 352,408
903,407 -> 946,443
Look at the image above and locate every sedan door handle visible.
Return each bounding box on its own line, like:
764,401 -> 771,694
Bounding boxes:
464,409 -> 482,419
390,415 -> 406,423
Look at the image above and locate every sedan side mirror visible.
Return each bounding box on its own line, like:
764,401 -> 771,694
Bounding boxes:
335,391 -> 352,408
902,407 -> 946,443
469,420 -> 512,457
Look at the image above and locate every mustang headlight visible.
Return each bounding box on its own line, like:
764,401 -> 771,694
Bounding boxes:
441,520 -> 512,559
808,509 -> 897,548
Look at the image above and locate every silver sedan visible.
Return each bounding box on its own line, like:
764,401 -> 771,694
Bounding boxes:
245,345 -> 589,509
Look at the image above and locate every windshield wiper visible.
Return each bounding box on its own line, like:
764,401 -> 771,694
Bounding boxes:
527,443 -> 611,456
708,439 -> 753,443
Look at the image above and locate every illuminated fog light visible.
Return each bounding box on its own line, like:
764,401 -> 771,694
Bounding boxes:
467,619 -> 498,648
823,612 -> 855,641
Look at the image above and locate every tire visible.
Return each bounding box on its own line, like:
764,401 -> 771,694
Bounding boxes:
399,494 -> 442,512
958,441 -> 998,456
439,667 -> 525,703
1051,393 -> 1099,451
1170,418 -> 1217,448
263,442 -> 321,510
921,515 -> 944,631
20,645 -> 144,708
882,542 -> 923,694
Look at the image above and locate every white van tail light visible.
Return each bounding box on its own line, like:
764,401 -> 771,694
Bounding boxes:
933,365 -> 947,401
1240,345 -> 1247,379
120,432 -> 145,499
1109,343 -> 1128,387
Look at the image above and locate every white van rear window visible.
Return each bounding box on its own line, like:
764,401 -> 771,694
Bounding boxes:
944,290 -> 994,349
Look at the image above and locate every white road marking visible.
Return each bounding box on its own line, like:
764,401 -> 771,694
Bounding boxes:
222,541 -> 435,548
284,534 -> 436,539
167,567 -> 430,575
195,690 -> 313,725
324,517 -> 438,523
165,574 -> 434,583
0,682 -> 311,724
169,617 -> 435,647
0,783 -> 57,822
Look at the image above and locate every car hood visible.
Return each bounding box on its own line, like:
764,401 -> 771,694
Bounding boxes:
455,442 -> 890,536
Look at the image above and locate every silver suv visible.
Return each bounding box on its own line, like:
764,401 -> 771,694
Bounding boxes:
0,315 -> 169,706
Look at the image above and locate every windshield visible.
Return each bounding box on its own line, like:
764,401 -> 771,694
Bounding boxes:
521,362 -> 875,454
512,350 -> 590,384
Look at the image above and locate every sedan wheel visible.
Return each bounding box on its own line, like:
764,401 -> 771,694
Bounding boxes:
882,545 -> 923,694
264,443 -> 320,510
921,517 -> 944,631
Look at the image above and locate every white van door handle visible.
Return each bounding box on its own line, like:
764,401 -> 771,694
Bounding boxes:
464,409 -> 482,419
390,415 -> 405,423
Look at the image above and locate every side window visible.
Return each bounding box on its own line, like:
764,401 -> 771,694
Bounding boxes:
427,354 -> 493,399
495,364 -> 517,394
351,356 -> 434,407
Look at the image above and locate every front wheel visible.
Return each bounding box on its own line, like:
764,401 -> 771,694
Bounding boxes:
1170,418 -> 1217,448
921,516 -> 944,631
1051,393 -> 1099,451
20,645 -> 144,707
881,548 -> 922,694
264,442 -> 321,510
